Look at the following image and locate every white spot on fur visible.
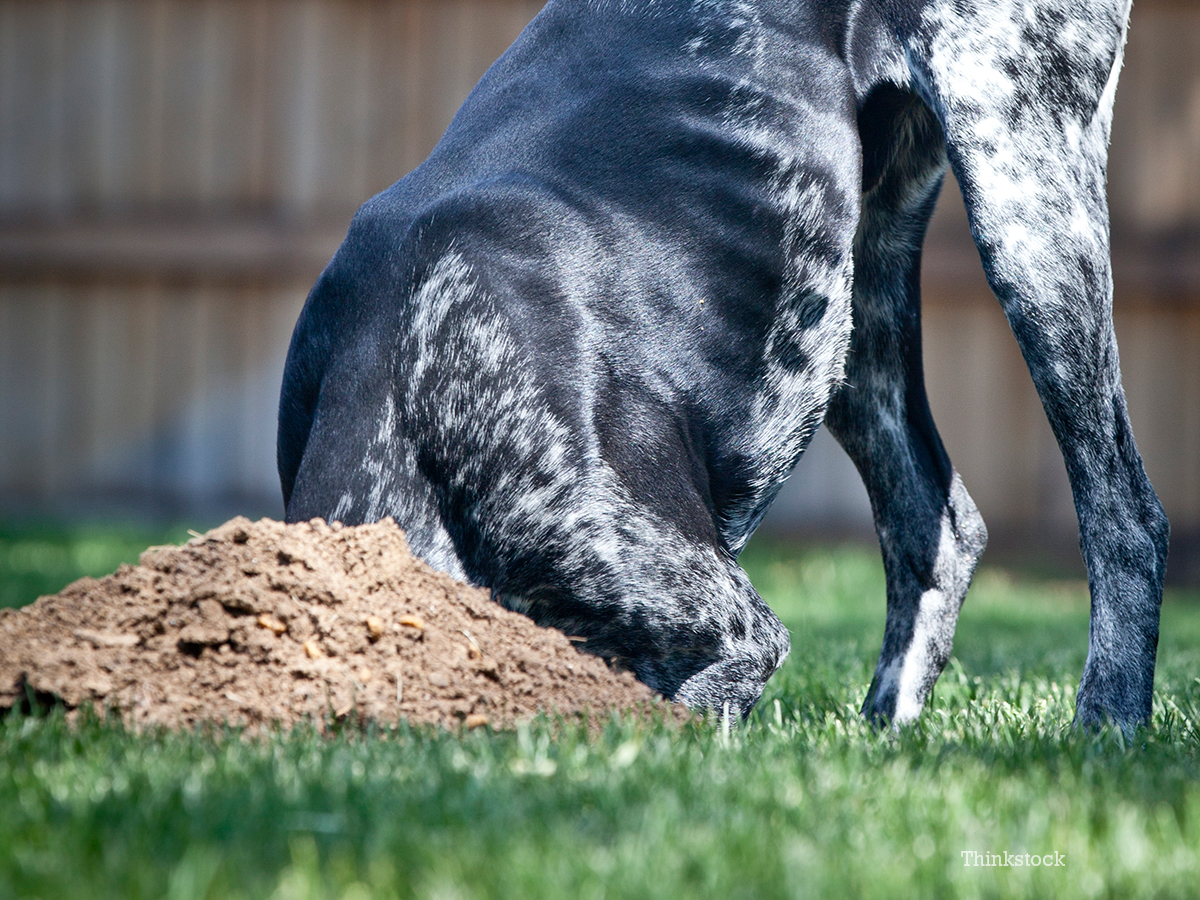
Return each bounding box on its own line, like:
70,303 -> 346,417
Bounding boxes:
881,498 -> 983,723
890,586 -> 951,723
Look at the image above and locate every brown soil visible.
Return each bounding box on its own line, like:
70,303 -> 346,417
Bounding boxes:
0,517 -> 677,733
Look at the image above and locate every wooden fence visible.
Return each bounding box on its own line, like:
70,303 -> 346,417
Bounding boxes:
1,0 -> 1200,577
0,0 -> 543,518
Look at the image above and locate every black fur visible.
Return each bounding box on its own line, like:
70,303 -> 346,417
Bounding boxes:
279,0 -> 1166,730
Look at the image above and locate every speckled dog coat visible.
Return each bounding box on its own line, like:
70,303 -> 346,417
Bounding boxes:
279,0 -> 1167,730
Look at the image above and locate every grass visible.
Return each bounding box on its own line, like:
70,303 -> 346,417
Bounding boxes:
0,521 -> 195,611
2,529 -> 1200,899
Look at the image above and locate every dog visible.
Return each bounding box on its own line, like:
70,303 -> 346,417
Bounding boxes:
278,0 -> 1168,730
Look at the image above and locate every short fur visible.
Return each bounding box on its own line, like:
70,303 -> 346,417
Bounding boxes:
279,0 -> 1167,729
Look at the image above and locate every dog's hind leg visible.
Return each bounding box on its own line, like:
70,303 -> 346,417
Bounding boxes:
908,0 -> 1168,731
826,86 -> 987,725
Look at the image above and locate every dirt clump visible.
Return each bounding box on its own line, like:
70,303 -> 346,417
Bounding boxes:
0,517 -> 676,733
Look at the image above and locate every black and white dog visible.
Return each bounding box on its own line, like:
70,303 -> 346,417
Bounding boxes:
279,0 -> 1168,730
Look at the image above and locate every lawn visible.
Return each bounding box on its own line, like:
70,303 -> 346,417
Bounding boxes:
1,526 -> 1199,899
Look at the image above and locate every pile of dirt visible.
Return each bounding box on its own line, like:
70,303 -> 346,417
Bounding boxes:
0,517 -> 676,733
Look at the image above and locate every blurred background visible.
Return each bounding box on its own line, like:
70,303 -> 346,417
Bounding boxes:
0,0 -> 1198,579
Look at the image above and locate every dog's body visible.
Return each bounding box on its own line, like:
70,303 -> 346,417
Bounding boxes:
279,0 -> 1168,728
